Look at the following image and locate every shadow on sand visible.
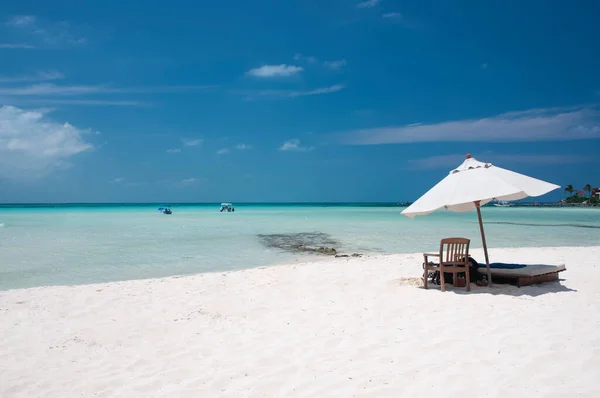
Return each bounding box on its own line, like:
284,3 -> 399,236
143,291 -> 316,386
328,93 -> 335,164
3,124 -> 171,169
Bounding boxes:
398,277 -> 577,297
451,278 -> 576,297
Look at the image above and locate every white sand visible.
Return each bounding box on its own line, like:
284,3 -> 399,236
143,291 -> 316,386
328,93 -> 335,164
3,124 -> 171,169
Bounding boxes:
1,246 -> 599,398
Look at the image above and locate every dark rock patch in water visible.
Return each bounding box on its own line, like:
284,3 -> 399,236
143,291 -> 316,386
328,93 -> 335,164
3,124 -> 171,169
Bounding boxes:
335,253 -> 363,258
258,232 -> 342,256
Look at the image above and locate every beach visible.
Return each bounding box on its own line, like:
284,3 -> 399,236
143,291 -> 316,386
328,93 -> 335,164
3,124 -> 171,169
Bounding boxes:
2,245 -> 599,397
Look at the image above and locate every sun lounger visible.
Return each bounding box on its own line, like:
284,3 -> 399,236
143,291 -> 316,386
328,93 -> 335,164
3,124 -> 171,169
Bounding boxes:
477,263 -> 566,287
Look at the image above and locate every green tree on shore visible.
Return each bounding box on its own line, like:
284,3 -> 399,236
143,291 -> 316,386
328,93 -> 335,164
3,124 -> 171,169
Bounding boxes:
564,184 -> 574,196
563,183 -> 598,205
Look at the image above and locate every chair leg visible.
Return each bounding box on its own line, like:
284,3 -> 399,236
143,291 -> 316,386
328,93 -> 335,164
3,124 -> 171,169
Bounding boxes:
423,264 -> 428,290
465,266 -> 471,292
440,266 -> 445,292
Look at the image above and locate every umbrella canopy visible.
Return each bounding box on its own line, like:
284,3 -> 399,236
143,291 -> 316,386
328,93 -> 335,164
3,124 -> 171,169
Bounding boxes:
402,155 -> 560,217
401,154 -> 560,285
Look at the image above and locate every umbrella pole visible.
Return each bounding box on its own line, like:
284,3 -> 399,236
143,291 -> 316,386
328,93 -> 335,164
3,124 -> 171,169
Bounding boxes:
475,202 -> 493,286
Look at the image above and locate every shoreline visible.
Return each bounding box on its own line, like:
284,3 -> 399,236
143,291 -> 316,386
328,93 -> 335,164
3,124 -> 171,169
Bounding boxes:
2,245 -> 599,397
0,244 -> 596,293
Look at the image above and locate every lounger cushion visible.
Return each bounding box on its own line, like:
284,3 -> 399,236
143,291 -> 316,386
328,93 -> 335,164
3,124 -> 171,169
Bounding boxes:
477,264 -> 566,277
486,263 -> 527,269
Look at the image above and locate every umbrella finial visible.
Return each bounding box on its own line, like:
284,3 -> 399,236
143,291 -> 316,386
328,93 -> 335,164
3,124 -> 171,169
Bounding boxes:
466,153 -> 472,159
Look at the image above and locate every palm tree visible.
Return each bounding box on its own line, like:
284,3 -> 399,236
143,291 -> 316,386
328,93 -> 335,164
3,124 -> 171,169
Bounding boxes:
584,184 -> 592,198
564,184 -> 574,197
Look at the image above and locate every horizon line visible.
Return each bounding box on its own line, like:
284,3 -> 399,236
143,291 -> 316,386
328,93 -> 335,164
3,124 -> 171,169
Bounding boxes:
0,200 -> 561,207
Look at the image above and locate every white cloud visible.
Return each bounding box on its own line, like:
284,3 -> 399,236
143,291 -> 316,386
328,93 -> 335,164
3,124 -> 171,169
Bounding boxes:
323,59 -> 347,70
215,144 -> 251,154
7,15 -> 36,27
293,54 -> 347,70
4,99 -> 146,106
381,12 -> 417,28
357,0 -> 379,9
0,43 -> 35,49
246,64 -> 303,78
0,83 -> 213,96
340,106 -> 600,144
0,71 -> 64,83
118,85 -> 214,93
0,105 -> 94,179
0,84 -> 98,96
6,15 -> 86,47
382,12 -> 403,19
166,148 -> 181,153
127,177 -> 205,186
293,54 -> 318,63
288,84 -> 345,97
407,153 -> 599,170
279,139 -> 314,152
112,177 -> 124,183
181,138 -> 203,147
239,84 -> 345,100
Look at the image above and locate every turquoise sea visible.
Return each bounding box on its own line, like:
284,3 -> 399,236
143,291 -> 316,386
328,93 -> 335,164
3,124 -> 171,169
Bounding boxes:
1,203 -> 599,290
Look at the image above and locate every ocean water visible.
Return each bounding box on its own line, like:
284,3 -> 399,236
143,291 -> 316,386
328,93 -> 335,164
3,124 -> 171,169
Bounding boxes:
1,204 -> 599,290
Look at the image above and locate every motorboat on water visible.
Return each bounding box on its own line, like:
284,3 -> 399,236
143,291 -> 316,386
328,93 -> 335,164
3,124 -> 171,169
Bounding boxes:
158,205 -> 173,214
220,203 -> 235,212
493,200 -> 513,207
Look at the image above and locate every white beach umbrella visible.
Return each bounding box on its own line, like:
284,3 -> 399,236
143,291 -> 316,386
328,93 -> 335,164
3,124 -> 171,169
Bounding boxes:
401,154 -> 560,285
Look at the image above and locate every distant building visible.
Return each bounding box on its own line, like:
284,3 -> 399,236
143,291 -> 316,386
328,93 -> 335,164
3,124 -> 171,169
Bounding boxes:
592,187 -> 600,198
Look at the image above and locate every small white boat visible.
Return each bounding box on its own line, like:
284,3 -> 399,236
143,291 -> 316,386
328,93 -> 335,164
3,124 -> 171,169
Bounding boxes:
493,200 -> 513,207
220,203 -> 235,212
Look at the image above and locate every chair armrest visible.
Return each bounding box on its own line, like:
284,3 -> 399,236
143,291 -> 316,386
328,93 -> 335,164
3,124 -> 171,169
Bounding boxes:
423,253 -> 440,269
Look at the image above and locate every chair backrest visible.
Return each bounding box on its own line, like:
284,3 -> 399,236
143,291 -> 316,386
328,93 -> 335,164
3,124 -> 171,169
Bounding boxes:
439,238 -> 470,266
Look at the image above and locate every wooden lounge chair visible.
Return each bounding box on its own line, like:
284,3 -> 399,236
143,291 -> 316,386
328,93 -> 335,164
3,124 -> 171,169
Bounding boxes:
423,238 -> 470,292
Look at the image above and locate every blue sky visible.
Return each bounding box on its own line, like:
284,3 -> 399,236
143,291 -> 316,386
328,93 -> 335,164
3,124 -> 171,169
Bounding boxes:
0,0 -> 599,203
